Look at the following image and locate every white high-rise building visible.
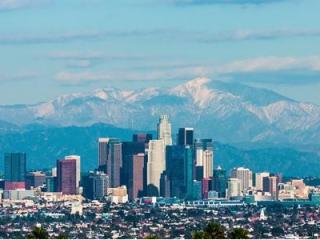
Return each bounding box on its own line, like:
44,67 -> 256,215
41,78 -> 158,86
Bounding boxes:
147,140 -> 165,193
64,155 -> 81,192
157,115 -> 172,146
255,172 -> 270,191
231,167 -> 253,193
227,178 -> 241,199
194,139 -> 214,179
203,150 -> 213,178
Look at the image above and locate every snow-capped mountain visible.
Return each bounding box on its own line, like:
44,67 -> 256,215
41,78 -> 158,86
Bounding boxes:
0,77 -> 319,144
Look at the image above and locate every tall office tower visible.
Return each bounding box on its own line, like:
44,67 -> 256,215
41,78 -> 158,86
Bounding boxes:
128,153 -> 145,200
255,172 -> 270,191
227,178 -> 241,199
107,139 -> 122,187
263,175 -> 280,200
160,171 -> 170,197
194,139 -> 214,180
57,157 -> 79,195
212,166 -> 227,198
157,115 -> 172,146
4,153 -> 26,182
133,133 -> 153,144
165,145 -> 193,199
65,155 -> 81,191
231,167 -> 253,193
98,138 -> 109,172
177,128 -> 194,146
4,153 -> 27,190
121,140 -> 146,187
98,138 -> 122,187
147,140 -> 165,195
25,171 -> 46,189
83,171 -> 109,200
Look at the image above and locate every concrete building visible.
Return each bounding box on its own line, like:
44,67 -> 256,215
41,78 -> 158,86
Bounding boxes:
227,178 -> 241,199
231,167 -> 253,193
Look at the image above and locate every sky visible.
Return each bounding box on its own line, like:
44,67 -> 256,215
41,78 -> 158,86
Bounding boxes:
0,0 -> 320,105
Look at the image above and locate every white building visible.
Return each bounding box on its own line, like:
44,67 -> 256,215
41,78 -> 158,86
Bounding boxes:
231,167 -> 253,193
202,150 -> 213,178
147,140 -> 165,193
227,178 -> 241,199
157,115 -> 172,146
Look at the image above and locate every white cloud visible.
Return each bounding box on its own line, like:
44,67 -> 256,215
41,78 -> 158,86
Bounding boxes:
54,56 -> 320,85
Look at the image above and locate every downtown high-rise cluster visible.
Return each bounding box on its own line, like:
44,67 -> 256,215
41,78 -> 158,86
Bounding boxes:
1,115 -> 317,205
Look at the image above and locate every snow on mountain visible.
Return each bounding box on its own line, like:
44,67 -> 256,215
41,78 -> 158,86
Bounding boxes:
0,77 -> 319,144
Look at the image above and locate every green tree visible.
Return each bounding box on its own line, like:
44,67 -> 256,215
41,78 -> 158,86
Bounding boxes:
28,226 -> 49,239
193,222 -> 225,239
228,228 -> 249,239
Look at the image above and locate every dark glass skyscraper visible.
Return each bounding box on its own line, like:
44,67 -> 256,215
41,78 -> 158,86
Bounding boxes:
4,153 -> 26,182
121,141 -> 146,187
165,145 -> 193,199
177,128 -> 194,146
212,167 -> 227,198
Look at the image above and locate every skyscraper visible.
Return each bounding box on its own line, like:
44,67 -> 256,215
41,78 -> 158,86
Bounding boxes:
128,153 -> 145,200
165,145 -> 193,199
231,167 -> 253,193
98,138 -> 109,172
98,138 -> 122,187
4,153 -> 26,182
212,166 -> 227,198
194,139 -> 214,180
57,156 -> 80,195
121,137 -> 148,187
65,155 -> 81,191
177,128 -> 194,146
147,140 -> 165,195
255,172 -> 270,191
157,115 -> 172,146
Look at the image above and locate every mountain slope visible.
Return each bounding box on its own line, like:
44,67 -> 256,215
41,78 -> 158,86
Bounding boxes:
0,124 -> 319,177
0,77 -> 319,145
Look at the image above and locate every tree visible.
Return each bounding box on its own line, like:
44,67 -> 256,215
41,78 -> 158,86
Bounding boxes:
193,222 -> 225,239
28,226 -> 49,239
228,228 -> 249,239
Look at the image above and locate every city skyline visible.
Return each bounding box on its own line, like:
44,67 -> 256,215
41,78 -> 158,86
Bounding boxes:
0,0 -> 320,105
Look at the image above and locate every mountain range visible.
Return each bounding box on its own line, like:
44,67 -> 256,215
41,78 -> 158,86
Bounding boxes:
0,77 -> 320,145
0,123 -> 319,177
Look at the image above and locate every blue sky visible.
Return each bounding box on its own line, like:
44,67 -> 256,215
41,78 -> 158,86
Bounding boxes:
0,0 -> 320,104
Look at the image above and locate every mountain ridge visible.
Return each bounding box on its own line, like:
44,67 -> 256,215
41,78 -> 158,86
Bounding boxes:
0,77 -> 319,145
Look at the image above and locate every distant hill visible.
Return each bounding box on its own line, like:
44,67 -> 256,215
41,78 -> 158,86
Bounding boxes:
0,124 -> 319,177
